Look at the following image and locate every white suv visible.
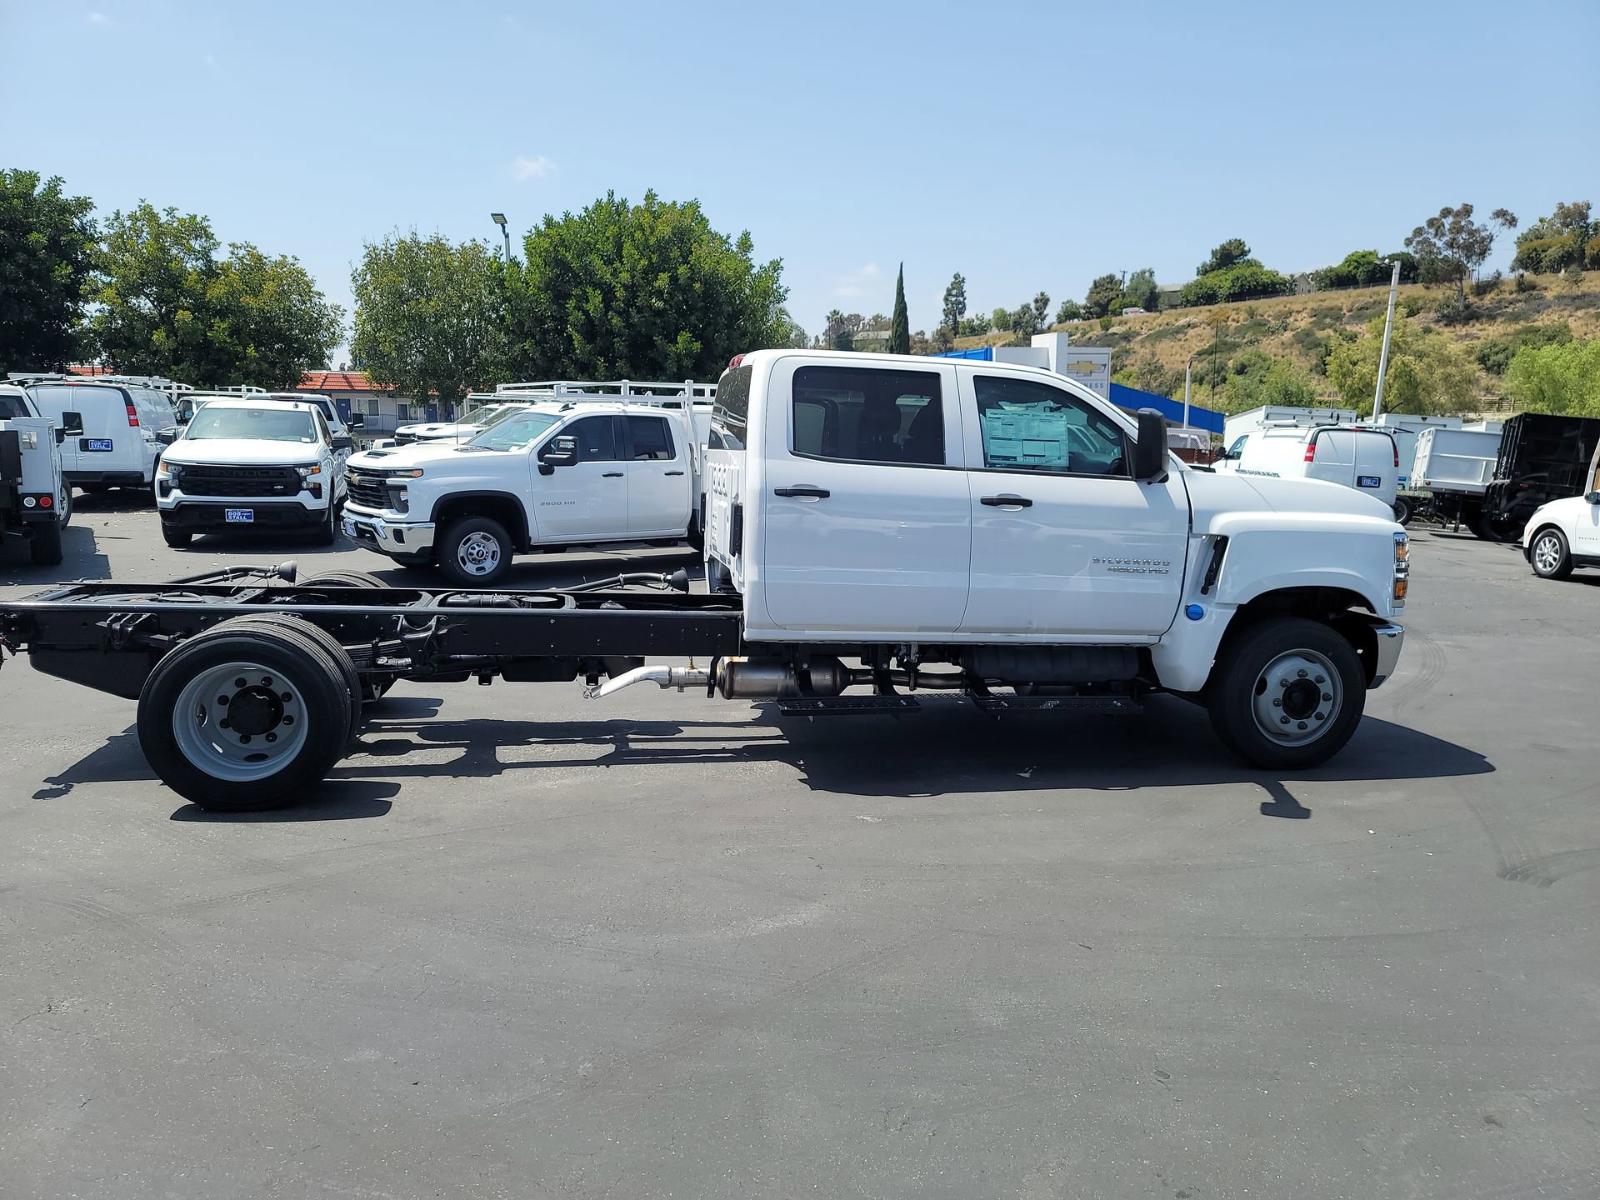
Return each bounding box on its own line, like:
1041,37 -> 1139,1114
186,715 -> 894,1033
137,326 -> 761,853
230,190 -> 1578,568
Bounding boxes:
155,398 -> 351,547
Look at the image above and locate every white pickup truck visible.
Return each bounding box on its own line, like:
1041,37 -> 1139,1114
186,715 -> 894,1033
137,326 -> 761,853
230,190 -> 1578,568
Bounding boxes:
0,384 -> 77,565
0,350 -> 1409,808
342,398 -> 706,584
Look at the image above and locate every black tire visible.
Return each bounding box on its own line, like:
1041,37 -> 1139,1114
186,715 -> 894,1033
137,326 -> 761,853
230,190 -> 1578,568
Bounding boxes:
1392,496 -> 1412,526
1206,617 -> 1367,770
302,569 -> 388,589
28,521 -> 63,566
161,525 -> 193,549
136,620 -> 353,810
437,515 -> 512,586
58,487 -> 71,529
311,501 -> 338,546
221,614 -> 364,741
1528,526 -> 1574,580
687,504 -> 705,551
705,555 -> 737,595
80,484 -> 111,496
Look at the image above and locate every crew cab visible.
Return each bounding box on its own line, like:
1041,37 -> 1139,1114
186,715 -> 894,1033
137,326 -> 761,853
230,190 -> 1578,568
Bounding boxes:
154,398 -> 352,547
342,401 -> 700,583
0,384 -> 77,565
0,351 -> 1409,810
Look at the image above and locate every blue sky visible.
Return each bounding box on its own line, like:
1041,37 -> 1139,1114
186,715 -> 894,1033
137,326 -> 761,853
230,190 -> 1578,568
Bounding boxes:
4,0 -> 1598,364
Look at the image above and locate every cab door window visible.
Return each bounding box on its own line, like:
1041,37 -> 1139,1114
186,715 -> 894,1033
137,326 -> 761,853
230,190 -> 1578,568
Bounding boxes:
566,416 -> 622,462
972,375 -> 1128,477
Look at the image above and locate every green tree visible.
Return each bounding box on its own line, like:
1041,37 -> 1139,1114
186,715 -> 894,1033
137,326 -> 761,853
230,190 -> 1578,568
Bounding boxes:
1312,249 -> 1418,289
824,310 -> 862,351
1083,272 -> 1122,318
351,232 -> 504,412
1218,349 -> 1320,414
504,191 -> 787,380
890,263 -> 910,354
941,271 -> 967,341
91,202 -> 340,387
1196,238 -> 1251,276
1180,260 -> 1292,306
202,244 -> 344,389
1119,267 -> 1158,311
1474,322 -> 1572,375
991,305 -> 1012,333
0,169 -> 98,373
1054,299 -> 1083,323
1510,201 -> 1597,274
1503,339 -> 1600,417
1404,203 -> 1516,299
1030,290 -> 1050,332
1325,314 -> 1479,415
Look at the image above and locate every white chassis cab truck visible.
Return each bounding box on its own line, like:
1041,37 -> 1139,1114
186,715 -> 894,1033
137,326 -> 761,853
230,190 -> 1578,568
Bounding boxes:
342,385 -> 711,585
0,352 -> 1406,810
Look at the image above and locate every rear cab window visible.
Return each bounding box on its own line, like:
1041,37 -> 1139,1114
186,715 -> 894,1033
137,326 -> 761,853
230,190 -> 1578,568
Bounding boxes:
790,365 -> 946,466
713,365 -> 753,444
626,415 -> 675,461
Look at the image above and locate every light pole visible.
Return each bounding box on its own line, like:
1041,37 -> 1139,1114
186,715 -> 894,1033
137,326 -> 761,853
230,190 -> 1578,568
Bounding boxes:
1372,258 -> 1402,420
490,212 -> 510,264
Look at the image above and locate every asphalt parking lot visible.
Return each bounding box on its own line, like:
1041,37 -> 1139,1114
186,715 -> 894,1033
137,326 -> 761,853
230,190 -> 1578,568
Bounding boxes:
2,497 -> 1597,1200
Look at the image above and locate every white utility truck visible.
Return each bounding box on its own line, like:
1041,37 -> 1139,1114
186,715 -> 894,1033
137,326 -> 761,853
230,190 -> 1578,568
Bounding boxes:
342,380 -> 714,584
0,351 -> 1406,810
154,398 -> 353,547
0,383 -> 77,565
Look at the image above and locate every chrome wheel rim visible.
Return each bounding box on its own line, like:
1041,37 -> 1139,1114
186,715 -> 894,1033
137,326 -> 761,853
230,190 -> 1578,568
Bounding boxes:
456,531 -> 501,576
1251,649 -> 1342,747
171,660 -> 310,782
1534,533 -> 1562,574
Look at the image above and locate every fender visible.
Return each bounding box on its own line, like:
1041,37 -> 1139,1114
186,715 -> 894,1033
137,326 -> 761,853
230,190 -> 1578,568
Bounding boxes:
427,489 -> 537,547
1150,510 -> 1400,694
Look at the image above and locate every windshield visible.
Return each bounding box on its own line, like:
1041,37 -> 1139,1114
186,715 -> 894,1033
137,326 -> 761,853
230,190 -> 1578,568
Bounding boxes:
185,407 -> 318,443
467,410 -> 560,451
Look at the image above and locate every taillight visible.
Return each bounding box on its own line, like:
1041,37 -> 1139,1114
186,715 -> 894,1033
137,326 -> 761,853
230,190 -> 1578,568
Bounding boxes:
728,353 -> 746,369
125,402 -> 140,427
1303,439 -> 1317,462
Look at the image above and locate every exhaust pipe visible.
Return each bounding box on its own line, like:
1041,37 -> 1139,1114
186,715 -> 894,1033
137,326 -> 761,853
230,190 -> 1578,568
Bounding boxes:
585,664 -> 710,699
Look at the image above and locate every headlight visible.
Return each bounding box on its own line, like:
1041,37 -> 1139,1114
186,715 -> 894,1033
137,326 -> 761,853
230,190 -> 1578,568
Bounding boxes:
297,463 -> 323,480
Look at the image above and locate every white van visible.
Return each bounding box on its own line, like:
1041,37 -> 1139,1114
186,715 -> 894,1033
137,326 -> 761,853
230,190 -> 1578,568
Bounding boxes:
22,379 -> 179,492
1235,424 -> 1399,513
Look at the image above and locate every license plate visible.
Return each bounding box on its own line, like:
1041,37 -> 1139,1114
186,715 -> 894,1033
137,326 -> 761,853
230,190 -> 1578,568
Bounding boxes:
1357,475 -> 1381,489
224,508 -> 255,523
83,438 -> 114,452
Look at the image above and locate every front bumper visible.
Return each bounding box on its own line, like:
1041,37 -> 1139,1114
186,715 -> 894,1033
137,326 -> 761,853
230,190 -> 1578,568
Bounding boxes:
1367,621 -> 1405,687
342,507 -> 435,556
159,500 -> 327,530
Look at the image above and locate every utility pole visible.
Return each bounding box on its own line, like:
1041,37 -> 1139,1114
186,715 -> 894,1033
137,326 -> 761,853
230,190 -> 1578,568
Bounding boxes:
1183,357 -> 1192,430
1372,259 -> 1401,420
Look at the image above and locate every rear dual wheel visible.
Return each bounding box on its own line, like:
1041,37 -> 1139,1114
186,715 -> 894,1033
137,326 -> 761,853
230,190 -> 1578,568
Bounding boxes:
137,616 -> 362,811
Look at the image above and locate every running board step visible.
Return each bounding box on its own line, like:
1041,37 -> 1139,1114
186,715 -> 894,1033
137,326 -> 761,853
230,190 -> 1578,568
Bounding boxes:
776,695 -> 922,716
970,694 -> 1142,714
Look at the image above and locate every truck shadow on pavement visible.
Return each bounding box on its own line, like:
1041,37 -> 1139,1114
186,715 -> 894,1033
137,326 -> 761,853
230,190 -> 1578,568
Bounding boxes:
26,698 -> 1493,823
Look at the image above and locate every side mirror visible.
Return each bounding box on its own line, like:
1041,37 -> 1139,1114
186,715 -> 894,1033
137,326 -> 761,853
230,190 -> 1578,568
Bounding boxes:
1586,491 -> 1600,505
347,413 -> 365,429
541,436 -> 577,467
1132,409 -> 1168,482
331,434 -> 353,451
156,428 -> 178,446
60,410 -> 83,436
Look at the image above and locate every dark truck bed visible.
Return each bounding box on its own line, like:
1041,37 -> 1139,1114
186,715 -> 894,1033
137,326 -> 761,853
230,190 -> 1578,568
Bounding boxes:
1480,413 -> 1600,538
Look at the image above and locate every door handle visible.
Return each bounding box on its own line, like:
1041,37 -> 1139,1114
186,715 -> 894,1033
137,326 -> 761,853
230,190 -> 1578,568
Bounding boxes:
774,485 -> 829,500
663,470 -> 685,476
980,494 -> 1033,508
602,471 -> 624,478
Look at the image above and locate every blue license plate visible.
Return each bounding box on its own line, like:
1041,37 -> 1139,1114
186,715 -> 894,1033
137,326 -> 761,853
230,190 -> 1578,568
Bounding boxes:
83,438 -> 114,452
1357,475 -> 1381,489
224,508 -> 254,523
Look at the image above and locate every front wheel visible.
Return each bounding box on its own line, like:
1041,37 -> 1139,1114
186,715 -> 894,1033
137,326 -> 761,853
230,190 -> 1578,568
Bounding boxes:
311,502 -> 338,546
438,516 -> 512,586
1529,527 -> 1573,580
1207,617 -> 1367,770
161,524 -> 193,549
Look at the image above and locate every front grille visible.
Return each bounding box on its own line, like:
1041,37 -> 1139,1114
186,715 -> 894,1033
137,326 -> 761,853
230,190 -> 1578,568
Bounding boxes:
393,432 -> 416,445
176,464 -> 301,497
346,471 -> 389,509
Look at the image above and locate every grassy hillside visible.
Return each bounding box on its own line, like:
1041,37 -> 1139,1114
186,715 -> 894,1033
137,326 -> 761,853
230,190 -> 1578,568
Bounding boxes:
956,274 -> 1600,415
